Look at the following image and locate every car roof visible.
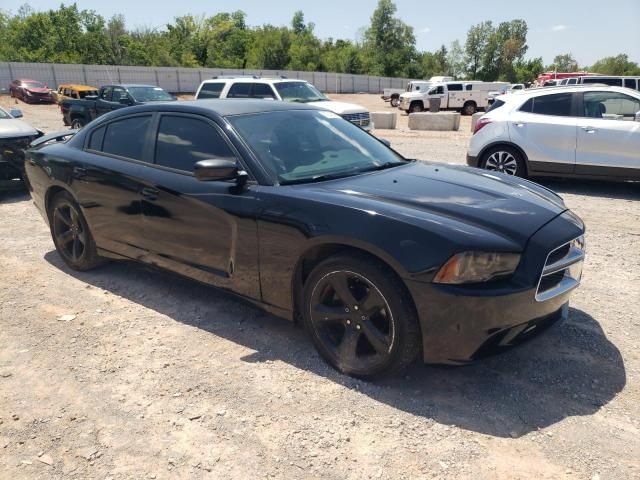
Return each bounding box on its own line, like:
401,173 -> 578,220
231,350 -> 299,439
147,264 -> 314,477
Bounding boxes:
16,79 -> 40,83
507,85 -> 639,99
58,84 -> 98,91
200,77 -> 306,84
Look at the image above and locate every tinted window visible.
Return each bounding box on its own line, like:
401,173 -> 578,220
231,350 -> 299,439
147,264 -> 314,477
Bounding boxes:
100,87 -> 112,101
448,83 -> 463,91
436,86 -> 444,94
198,82 -> 225,99
584,91 -> 640,120
251,83 -> 276,99
486,99 -> 506,113
465,84 -> 472,91
582,77 -> 623,86
102,116 -> 151,160
88,126 -> 105,151
522,93 -> 573,116
624,79 -> 637,90
112,87 -> 128,102
228,83 -> 252,98
155,116 -> 235,172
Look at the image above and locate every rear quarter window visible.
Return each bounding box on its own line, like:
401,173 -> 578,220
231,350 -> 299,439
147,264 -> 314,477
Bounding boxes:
197,82 -> 225,99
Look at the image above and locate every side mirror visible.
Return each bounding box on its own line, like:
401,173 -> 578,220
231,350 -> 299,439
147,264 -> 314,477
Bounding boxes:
635,111 -> 640,122
194,159 -> 240,182
9,107 -> 23,118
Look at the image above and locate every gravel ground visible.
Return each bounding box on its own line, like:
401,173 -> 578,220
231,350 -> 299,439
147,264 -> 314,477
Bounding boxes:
1,94 -> 639,480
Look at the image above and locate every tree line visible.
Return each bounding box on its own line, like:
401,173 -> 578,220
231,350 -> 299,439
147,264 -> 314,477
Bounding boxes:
0,1 -> 638,83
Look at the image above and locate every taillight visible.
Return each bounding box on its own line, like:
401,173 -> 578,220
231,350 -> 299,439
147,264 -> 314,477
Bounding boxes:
473,117 -> 492,134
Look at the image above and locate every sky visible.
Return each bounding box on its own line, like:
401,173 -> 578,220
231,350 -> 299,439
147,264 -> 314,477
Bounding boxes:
3,0 -> 639,66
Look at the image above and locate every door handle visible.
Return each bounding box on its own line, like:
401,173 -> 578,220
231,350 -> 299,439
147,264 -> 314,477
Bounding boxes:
141,187 -> 159,200
581,126 -> 596,133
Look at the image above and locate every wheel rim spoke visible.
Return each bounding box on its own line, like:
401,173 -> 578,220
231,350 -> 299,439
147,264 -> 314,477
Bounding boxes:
313,304 -> 347,323
329,273 -> 357,307
72,237 -> 80,260
56,230 -> 73,246
359,321 -> 390,355
336,328 -> 360,365
57,208 -> 72,227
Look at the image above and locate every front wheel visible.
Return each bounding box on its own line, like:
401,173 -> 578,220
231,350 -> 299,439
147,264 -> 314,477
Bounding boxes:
409,102 -> 423,113
390,96 -> 400,108
481,146 -> 527,177
302,254 -> 421,379
49,192 -> 105,271
70,118 -> 85,130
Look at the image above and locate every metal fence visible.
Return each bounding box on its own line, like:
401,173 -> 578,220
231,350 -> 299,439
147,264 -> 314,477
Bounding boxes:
0,62 -> 414,94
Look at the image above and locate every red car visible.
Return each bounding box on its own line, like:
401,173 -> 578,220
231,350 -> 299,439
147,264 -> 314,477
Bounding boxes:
9,79 -> 54,104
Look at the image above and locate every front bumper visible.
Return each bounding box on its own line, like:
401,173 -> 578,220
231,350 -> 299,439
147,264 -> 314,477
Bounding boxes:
407,210 -> 585,364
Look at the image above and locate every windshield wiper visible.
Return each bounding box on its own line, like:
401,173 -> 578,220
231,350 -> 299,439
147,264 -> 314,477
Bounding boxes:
280,171 -> 361,185
356,162 -> 405,173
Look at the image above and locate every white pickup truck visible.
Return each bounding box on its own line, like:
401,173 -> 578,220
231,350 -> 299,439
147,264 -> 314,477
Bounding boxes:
381,76 -> 453,107
399,81 -> 510,115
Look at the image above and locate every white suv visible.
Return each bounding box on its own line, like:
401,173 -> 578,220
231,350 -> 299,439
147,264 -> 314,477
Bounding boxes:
195,77 -> 372,130
467,86 -> 640,180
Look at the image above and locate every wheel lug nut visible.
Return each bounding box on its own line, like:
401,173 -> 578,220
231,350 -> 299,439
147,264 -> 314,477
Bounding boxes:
344,307 -> 350,313
356,325 -> 361,330
354,305 -> 359,311
346,320 -> 351,325
361,315 -> 366,321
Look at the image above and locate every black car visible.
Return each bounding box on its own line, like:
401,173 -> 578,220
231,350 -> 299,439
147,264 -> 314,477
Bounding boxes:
25,100 -> 586,378
0,106 -> 43,190
60,84 -> 176,129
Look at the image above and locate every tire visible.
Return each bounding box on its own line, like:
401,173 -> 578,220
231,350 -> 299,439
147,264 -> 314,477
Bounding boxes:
302,253 -> 421,379
390,96 -> 400,108
480,145 -> 527,177
49,191 -> 105,271
70,118 -> 85,130
409,101 -> 423,113
462,101 -> 477,115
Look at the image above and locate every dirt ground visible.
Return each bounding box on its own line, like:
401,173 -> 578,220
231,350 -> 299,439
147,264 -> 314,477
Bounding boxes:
1,94 -> 639,480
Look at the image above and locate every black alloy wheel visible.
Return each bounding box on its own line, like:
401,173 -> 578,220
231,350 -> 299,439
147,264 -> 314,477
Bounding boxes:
50,192 -> 104,270
303,254 -> 420,379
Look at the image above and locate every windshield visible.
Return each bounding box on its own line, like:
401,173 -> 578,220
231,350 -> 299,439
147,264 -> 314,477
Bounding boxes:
0,107 -> 12,120
23,81 -> 45,89
127,86 -> 173,102
229,110 -> 406,185
274,82 -> 327,103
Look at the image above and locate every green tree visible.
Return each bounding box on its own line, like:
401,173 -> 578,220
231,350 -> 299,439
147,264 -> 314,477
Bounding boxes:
446,40 -> 465,78
247,25 -> 290,69
589,54 -> 640,75
465,21 -> 492,78
551,53 -> 579,72
514,57 -> 544,83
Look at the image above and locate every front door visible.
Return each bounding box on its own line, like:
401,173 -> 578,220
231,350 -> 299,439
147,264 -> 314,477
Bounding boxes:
575,90 -> 640,176
139,113 -> 261,300
508,91 -> 577,174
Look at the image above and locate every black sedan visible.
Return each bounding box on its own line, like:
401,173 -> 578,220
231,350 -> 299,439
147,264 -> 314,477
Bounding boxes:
25,100 -> 586,378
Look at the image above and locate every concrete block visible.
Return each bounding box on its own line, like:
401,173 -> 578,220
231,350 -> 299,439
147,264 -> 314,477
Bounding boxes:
370,111 -> 397,129
408,112 -> 460,131
471,112 -> 484,132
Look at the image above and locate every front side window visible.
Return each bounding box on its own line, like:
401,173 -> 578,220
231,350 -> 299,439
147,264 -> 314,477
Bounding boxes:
102,115 -> 152,160
584,91 -> 640,120
520,93 -> 573,116
112,87 -> 128,102
227,83 -> 252,98
198,82 -> 225,99
155,116 -> 235,172
228,110 -> 406,185
101,87 -> 113,101
273,82 -> 326,103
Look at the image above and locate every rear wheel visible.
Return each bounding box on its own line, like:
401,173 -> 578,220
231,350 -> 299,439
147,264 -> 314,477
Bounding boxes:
302,254 -> 421,379
481,145 -> 526,177
462,101 -> 477,115
49,192 -> 104,271
390,96 -> 400,108
409,101 -> 423,113
70,118 -> 85,130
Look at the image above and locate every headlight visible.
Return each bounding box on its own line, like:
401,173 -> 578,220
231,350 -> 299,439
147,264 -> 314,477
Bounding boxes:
433,252 -> 521,284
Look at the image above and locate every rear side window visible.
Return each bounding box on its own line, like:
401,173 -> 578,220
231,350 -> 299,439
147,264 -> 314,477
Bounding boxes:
198,82 -> 225,99
486,99 -> 505,113
227,83 -> 252,98
102,115 -> 152,160
155,116 -> 235,172
624,79 -> 637,90
582,77 -> 623,86
520,93 -> 573,116
448,83 -> 463,91
88,126 -> 105,151
465,84 -> 472,91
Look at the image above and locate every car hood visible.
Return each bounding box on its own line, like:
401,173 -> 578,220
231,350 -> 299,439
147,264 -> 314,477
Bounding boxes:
26,87 -> 51,94
0,119 -> 39,139
297,162 -> 567,248
313,100 -> 368,115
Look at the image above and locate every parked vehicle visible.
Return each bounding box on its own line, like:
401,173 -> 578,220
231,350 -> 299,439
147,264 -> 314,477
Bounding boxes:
576,76 -> 640,91
195,76 -> 372,130
381,78 -> 447,107
536,72 -> 595,86
60,84 -> 176,129
488,84 -> 526,104
52,84 -> 99,103
399,81 -> 510,115
0,106 -> 42,189
9,79 -> 54,104
468,86 -> 640,180
26,99 -> 585,378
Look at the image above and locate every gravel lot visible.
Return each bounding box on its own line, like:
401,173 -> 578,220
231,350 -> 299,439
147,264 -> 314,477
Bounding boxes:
1,94 -> 639,480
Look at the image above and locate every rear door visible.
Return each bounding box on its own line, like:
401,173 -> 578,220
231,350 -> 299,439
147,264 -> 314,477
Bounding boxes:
73,114 -> 153,258
575,90 -> 640,176
138,113 -> 261,299
508,92 -> 578,174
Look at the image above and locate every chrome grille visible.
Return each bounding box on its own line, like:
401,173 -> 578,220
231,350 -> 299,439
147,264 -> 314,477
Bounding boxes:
535,235 -> 585,302
341,112 -> 371,127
